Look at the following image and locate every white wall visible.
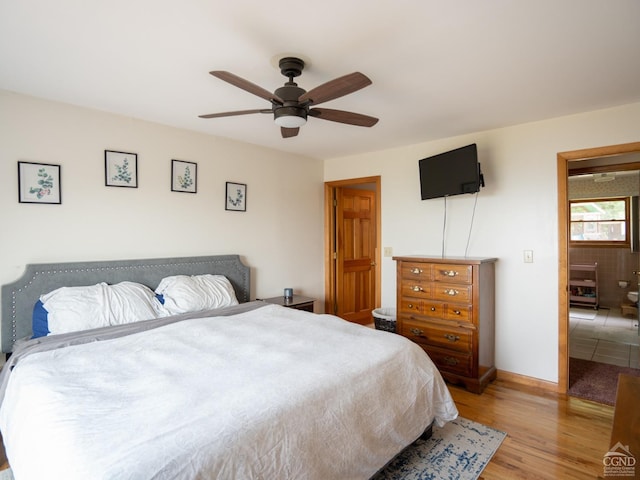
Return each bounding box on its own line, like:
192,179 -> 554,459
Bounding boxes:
0,91 -> 325,312
4,89 -> 639,383
325,101 -> 640,383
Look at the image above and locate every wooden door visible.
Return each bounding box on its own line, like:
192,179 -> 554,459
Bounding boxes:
334,187 -> 377,324
558,141 -> 640,392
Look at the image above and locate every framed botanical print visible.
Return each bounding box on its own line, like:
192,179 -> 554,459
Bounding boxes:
18,161 -> 62,204
105,150 -> 138,188
225,182 -> 246,211
171,160 -> 197,193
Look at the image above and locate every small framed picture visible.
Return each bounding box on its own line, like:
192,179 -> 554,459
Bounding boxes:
105,150 -> 138,188
18,161 -> 62,204
171,160 -> 197,193
225,182 -> 246,211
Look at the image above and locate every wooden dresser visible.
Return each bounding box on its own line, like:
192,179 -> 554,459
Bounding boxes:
393,255 -> 497,393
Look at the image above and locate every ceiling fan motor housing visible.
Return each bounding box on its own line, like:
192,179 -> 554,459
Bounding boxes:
274,80 -> 308,125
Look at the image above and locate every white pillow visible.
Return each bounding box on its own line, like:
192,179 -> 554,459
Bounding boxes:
41,281 -> 161,336
155,274 -> 238,315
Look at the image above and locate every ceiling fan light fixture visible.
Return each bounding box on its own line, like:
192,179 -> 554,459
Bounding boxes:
274,115 -> 306,128
274,106 -> 307,128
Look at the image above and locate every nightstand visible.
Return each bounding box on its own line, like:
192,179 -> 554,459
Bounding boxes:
260,295 -> 315,312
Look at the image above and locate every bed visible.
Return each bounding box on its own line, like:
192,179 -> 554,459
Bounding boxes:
0,254 -> 457,479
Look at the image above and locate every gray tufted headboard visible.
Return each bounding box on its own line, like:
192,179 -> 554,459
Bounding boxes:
1,254 -> 251,353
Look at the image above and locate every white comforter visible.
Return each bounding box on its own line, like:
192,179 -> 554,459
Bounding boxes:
0,304 -> 457,480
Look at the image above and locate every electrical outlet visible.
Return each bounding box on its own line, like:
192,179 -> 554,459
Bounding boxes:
384,247 -> 393,257
524,250 -> 533,263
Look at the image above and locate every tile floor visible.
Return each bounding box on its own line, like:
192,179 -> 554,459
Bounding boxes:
569,306 -> 640,368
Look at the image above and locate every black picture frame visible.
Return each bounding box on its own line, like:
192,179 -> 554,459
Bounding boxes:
171,160 -> 197,193
105,150 -> 138,188
225,182 -> 246,211
17,161 -> 62,204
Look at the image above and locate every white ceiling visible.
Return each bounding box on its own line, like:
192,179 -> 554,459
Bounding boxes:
1,1 -> 639,160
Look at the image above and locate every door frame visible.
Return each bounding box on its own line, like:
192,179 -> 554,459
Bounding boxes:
557,141 -> 640,392
324,176 -> 381,316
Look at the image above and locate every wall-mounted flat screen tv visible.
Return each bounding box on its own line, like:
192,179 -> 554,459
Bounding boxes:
419,143 -> 484,200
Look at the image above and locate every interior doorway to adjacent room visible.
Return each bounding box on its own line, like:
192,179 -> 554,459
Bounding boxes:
557,142 -> 640,394
324,176 -> 381,325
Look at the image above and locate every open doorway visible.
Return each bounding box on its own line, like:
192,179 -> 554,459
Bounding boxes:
324,176 -> 381,324
567,165 -> 640,403
557,142 -> 640,395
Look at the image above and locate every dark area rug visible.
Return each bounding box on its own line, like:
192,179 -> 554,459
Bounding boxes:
569,357 -> 640,405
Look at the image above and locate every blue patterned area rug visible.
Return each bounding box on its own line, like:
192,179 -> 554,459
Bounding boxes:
372,416 -> 506,480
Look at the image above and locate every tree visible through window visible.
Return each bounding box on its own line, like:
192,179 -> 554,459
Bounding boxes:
570,197 -> 629,246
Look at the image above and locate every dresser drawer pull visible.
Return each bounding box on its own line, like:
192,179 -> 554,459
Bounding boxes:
444,334 -> 460,342
412,285 -> 424,292
452,309 -> 461,315
430,306 -> 436,312
443,356 -> 459,366
442,270 -> 458,277
445,289 -> 459,296
409,328 -> 424,336
410,267 -> 423,275
407,303 -> 414,309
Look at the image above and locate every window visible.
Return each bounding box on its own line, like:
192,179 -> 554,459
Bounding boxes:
570,197 -> 630,247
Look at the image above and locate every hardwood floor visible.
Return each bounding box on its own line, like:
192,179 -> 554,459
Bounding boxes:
449,378 -> 614,479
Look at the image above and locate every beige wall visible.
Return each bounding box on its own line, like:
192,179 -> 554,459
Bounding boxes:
324,101 -> 640,383
0,91 -> 326,316
4,88 -> 640,384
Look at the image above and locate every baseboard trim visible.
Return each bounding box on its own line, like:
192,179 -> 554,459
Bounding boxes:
496,369 -> 560,393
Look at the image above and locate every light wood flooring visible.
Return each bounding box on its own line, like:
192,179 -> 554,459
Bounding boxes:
450,378 -> 614,479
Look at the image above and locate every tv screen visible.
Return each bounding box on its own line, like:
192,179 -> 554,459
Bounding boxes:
419,144 -> 483,200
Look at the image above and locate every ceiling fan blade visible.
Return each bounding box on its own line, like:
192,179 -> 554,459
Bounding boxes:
298,72 -> 372,106
199,109 -> 272,119
209,71 -> 283,104
308,108 -> 379,127
281,127 -> 299,138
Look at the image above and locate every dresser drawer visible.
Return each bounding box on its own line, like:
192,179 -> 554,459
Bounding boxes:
433,264 -> 472,284
399,297 -> 423,315
432,283 -> 472,303
422,300 -> 445,317
401,319 -> 472,353
422,346 -> 473,377
400,281 -> 432,299
399,298 -> 444,317
401,262 -> 431,281
444,304 -> 473,323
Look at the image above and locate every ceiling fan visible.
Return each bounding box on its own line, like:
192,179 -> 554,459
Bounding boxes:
199,57 -> 378,138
